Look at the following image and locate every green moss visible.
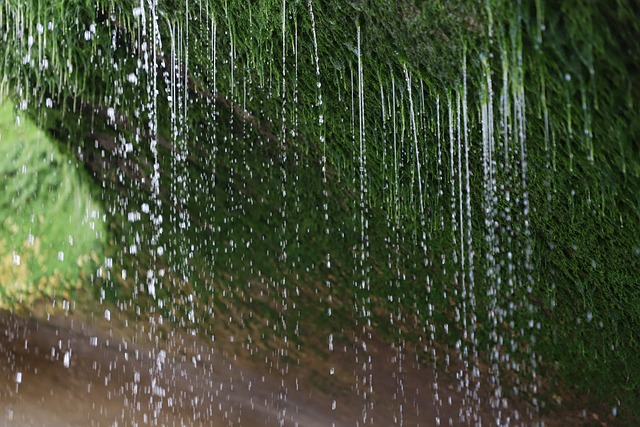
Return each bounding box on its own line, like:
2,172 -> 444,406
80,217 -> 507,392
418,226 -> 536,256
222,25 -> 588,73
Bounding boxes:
0,0 -> 639,420
0,101 -> 106,307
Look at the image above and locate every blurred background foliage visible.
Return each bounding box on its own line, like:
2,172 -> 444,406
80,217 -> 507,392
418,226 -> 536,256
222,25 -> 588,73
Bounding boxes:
0,101 -> 105,309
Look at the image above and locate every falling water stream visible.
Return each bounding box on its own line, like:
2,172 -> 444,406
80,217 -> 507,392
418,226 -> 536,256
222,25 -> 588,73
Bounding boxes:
1,0 -> 638,426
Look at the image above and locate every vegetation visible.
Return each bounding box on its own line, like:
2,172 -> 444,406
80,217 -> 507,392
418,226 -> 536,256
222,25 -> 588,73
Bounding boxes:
0,0 -> 638,422
0,101 -> 105,308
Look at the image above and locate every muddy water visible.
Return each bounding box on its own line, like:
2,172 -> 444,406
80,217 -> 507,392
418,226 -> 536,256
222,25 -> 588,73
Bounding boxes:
0,310 -> 344,426
0,310 -> 438,426
0,310 -> 608,426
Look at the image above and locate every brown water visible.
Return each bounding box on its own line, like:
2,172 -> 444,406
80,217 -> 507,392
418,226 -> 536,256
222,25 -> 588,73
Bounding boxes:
0,309 -> 614,426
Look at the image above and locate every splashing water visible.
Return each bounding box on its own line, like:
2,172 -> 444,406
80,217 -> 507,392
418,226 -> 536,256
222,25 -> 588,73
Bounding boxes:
1,0 -> 638,426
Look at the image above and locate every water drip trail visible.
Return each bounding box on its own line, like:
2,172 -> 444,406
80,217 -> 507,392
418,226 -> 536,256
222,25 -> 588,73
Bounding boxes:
277,1 -> 289,424
432,94 -> 444,423
307,2 -> 337,415
355,22 -> 374,425
480,50 -> 505,422
512,20 -> 539,418
462,50 -> 480,421
165,5 -> 194,330
404,67 -> 424,218
203,8 -> 219,307
455,88 -> 473,423
391,74 -> 400,228
138,0 -> 166,423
